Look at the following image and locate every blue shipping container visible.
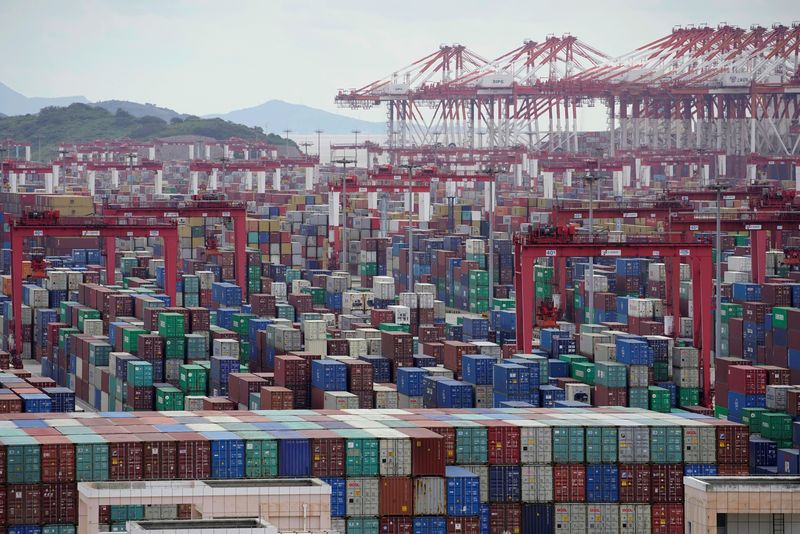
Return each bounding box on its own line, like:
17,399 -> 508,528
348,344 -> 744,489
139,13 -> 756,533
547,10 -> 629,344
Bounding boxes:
488,465 -> 521,502
413,517 -> 447,534
461,355 -> 495,385
311,359 -> 348,391
321,477 -> 346,517
586,464 -> 619,502
397,368 -> 430,397
275,433 -> 311,476
445,466 -> 481,516
203,431 -> 245,479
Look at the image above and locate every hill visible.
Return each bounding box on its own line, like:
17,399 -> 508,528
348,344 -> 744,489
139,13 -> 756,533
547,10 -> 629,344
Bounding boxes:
90,100 -> 191,122
0,103 -> 291,160
209,99 -> 384,134
0,81 -> 89,116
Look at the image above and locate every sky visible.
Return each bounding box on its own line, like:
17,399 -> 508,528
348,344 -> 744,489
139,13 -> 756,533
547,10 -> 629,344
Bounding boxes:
0,0 -> 795,121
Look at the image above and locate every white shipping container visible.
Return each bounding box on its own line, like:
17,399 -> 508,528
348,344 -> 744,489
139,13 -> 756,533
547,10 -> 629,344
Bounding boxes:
324,391 -> 360,410
465,239 -> 485,254
723,270 -> 751,283
83,319 -> 104,336
417,292 -> 435,309
377,435 -> 412,476
648,263 -> 666,282
213,339 -> 239,358
373,277 -> 395,300
682,425 -> 716,464
388,305 -> 411,325
673,346 -> 699,368
399,292 -> 419,309
271,282 -> 287,299
627,298 -> 655,319
413,477 -> 446,515
423,367 -> 454,379
679,317 -> 693,338
291,279 -> 310,295
518,424 -> 552,464
554,504 -> 587,533
45,271 -> 68,291
397,393 -> 423,408
586,504 -> 619,533
727,255 -> 752,272
584,273 -> 609,292
619,504 -> 651,534
565,383 -> 591,404
672,367 -> 699,388
414,282 -> 436,295
303,320 -> 328,341
521,464 -> 553,502
345,477 -> 379,517
593,343 -> 616,363
348,338 -> 368,358
766,385 -> 794,411
374,384 -> 398,409
305,339 -> 328,357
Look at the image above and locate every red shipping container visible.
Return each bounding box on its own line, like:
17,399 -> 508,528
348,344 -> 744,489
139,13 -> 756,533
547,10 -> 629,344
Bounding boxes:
447,517 -> 481,534
713,422 -> 750,464
344,360 -> 374,392
489,503 -> 521,534
553,464 -> 586,502
787,390 -> 800,416
619,464 -> 651,503
108,434 -> 144,481
0,392 -> 23,413
381,516 -> 413,534
593,385 -> 627,406
728,365 -> 767,394
39,435 -> 76,482
486,422 -> 520,465
717,463 -> 749,475
307,430 -> 346,477
760,365 -> 791,385
175,433 -> 211,479
202,397 -> 236,411
442,341 -> 478,380
417,424 -> 456,465
651,504 -> 684,534
40,482 -> 77,524
406,428 -> 446,476
0,485 -> 5,525
260,386 -> 294,410
142,433 -> 178,480
7,484 -> 40,524
650,464 -> 684,503
274,355 -> 310,386
379,477 -> 413,516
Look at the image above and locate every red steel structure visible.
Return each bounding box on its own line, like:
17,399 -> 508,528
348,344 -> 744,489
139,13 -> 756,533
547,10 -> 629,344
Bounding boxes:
9,217 -> 178,365
102,200 -> 248,291
513,238 -> 714,407
337,25 -> 800,162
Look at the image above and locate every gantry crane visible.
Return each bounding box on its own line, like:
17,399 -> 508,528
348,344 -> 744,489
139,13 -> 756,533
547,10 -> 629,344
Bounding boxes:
8,213 -> 178,367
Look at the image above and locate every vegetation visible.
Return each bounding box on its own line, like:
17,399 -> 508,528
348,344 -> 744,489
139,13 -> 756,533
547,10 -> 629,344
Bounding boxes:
0,103 -> 295,160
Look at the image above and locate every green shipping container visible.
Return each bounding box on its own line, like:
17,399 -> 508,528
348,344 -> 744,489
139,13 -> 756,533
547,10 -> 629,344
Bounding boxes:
155,385 -> 185,411
492,298 -> 515,310
741,407 -> 769,432
455,425 -> 488,464
771,307 -> 796,330
347,518 -> 380,534
535,265 -> 554,282
535,284 -> 553,298
714,405 -> 728,418
469,270 -> 489,287
338,431 -> 379,476
559,354 -> 588,366
628,388 -> 649,409
720,303 -> 743,323
239,432 -> 278,478
158,312 -> 186,337
594,362 -> 627,388
42,526 -> 76,534
552,426 -> 585,463
178,363 -> 208,395
648,386 -> 671,413
4,437 -> 41,483
127,361 -> 153,387
760,412 -> 792,441
77,308 -> 101,330
585,426 -> 618,463
650,426 -> 683,463
678,387 -> 700,407
652,361 -> 670,383
164,337 -> 186,360
122,328 -> 148,354
571,361 -> 595,386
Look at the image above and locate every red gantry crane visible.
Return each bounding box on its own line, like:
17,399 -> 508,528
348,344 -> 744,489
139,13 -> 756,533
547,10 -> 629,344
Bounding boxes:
8,212 -> 178,367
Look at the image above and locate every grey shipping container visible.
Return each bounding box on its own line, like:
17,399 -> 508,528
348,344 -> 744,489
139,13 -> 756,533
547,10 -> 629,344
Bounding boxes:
619,504 -> 651,534
586,504 -> 620,534
413,476 -> 446,515
520,425 -> 552,464
378,437 -> 412,476
330,518 -> 346,534
683,425 -> 716,464
346,477 -> 380,517
627,365 -> 649,388
618,426 -> 650,464
672,367 -> 699,388
473,385 -> 493,408
521,464 -> 553,503
461,464 -> 489,504
554,503 -> 587,533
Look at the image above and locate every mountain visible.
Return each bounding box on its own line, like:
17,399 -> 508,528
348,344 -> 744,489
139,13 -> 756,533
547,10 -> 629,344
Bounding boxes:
0,103 -> 289,160
0,81 -> 89,116
90,100 -> 191,122
209,99 -> 384,134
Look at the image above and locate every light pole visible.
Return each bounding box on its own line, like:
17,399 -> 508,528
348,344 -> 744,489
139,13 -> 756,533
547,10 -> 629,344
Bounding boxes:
709,180 -> 728,359
284,129 -> 292,158
481,166 -> 499,305
333,157 -> 355,273
583,154 -> 603,324
315,129 -> 324,160
352,130 -> 361,168
399,162 -> 422,291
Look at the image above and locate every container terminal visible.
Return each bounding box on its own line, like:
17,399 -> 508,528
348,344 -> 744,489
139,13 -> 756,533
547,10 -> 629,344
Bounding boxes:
0,21 -> 799,534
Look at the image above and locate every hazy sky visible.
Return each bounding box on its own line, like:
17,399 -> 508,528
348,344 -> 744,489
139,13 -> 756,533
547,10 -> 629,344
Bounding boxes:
0,0 -> 795,120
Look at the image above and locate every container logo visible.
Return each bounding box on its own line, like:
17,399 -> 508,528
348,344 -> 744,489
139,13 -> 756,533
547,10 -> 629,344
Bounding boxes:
601,249 -> 621,256
744,224 -> 762,230
545,249 -> 557,257
81,230 -> 100,236
679,249 -> 690,256
623,212 -> 638,218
